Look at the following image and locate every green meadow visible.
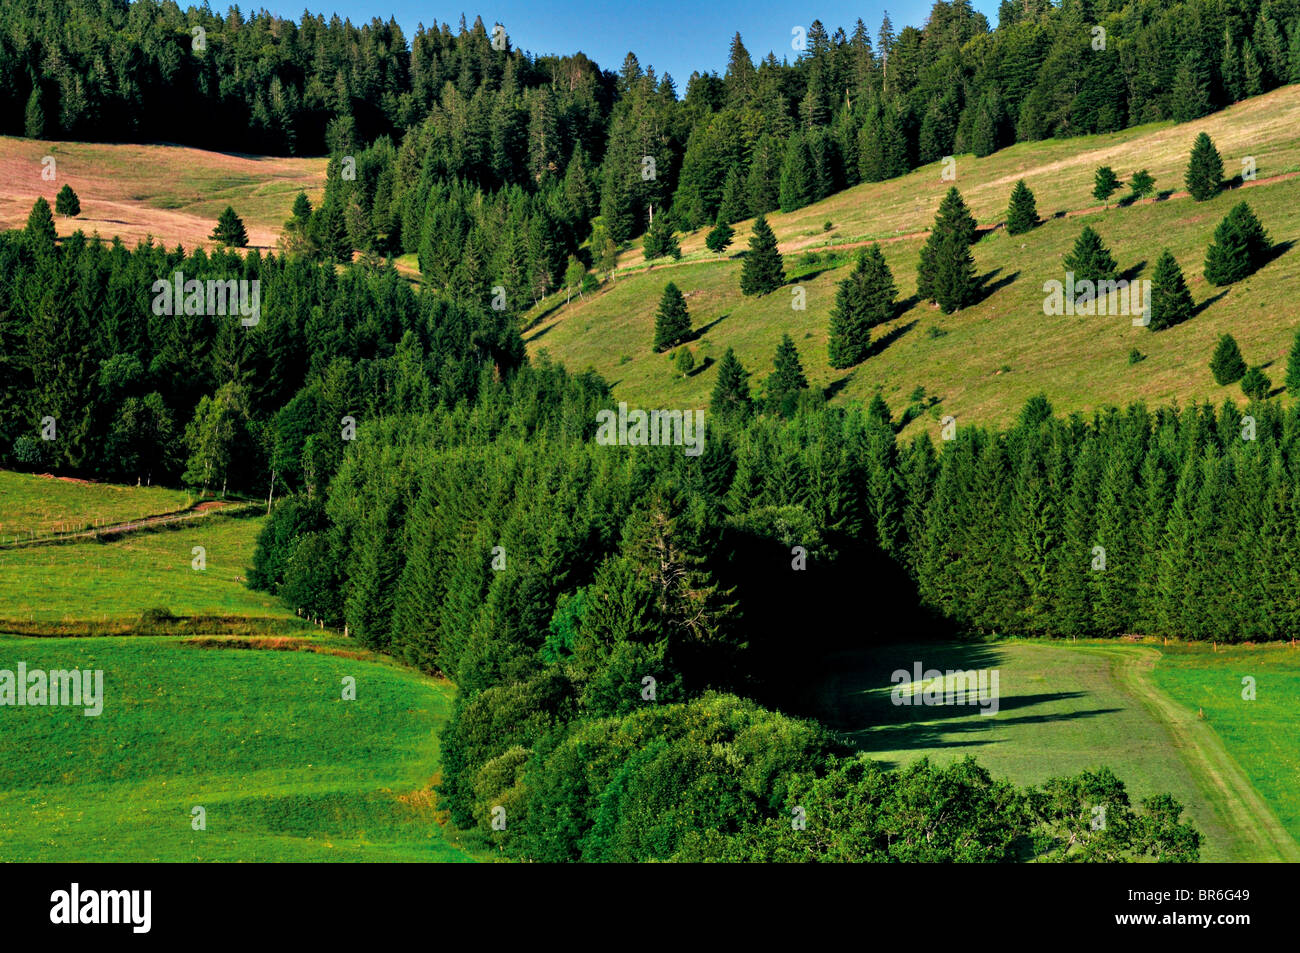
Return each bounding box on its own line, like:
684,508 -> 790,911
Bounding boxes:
0,470 -> 193,540
797,639 -> 1300,863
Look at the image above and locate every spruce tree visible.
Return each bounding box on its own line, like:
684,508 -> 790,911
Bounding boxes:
1170,54 -> 1212,122
54,184 -> 80,217
778,134 -> 815,212
653,282 -> 691,352
211,205 -> 249,248
1185,133 -> 1224,201
1005,180 -> 1038,235
1092,166 -> 1122,207
828,243 -> 896,368
766,334 -> 809,417
1286,328 -> 1300,395
1241,366 -> 1271,400
1147,250 -> 1194,331
932,227 -> 978,314
24,88 -> 45,139
642,214 -> 680,261
25,197 -> 57,253
1063,226 -> 1119,285
1204,201 -> 1270,286
705,222 -> 734,255
710,347 -> 752,422
1209,333 -> 1247,385
917,187 -> 976,302
740,215 -> 785,296
717,168 -> 748,225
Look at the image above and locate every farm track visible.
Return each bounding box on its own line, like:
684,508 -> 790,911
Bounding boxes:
1099,644 -> 1300,862
0,500 -> 257,549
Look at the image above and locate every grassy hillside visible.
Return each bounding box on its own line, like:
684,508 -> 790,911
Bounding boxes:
0,634 -> 477,861
0,136 -> 326,251
0,470 -> 193,539
796,639 -> 1300,862
528,85 -> 1300,434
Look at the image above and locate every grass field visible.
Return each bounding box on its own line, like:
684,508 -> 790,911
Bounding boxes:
0,635 -> 478,861
1149,641 -> 1300,851
0,136 -> 327,252
0,470 -> 193,540
527,85 -> 1300,435
797,639 -> 1300,862
0,514 -> 288,624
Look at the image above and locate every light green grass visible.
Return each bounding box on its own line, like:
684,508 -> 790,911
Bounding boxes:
0,470 -> 193,539
0,515 -> 286,624
0,636 -> 478,861
529,85 -> 1300,435
1148,641 -> 1300,850
796,639 -> 1299,861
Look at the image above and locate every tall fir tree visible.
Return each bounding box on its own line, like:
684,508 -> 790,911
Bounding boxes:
739,215 -> 785,295
1209,333 -> 1247,385
1062,226 -> 1118,285
828,243 -> 896,368
917,187 -> 976,302
653,282 -> 691,352
1147,250 -> 1194,331
765,334 -> 809,417
1005,180 -> 1038,235
1185,133 -> 1223,201
1204,202 -> 1270,286
710,347 -> 752,422
211,206 -> 249,248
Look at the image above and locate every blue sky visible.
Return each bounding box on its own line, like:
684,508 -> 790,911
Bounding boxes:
251,1 -> 1003,89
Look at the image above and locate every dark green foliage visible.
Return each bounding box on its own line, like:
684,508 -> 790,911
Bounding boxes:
1129,348 -> 1146,365
1092,166 -> 1122,206
1062,226 -> 1118,285
710,347 -> 751,422
652,282 -> 691,352
740,215 -> 785,296
716,168 -> 748,225
828,243 -> 896,368
1241,366 -> 1271,400
778,134 -> 815,212
1210,334 -> 1247,385
765,334 -> 808,417
705,222 -> 734,255
1129,169 -> 1155,200
55,185 -> 80,217
674,347 -> 695,376
24,197 -> 56,253
1185,133 -> 1224,201
1287,329 -> 1300,394
1005,180 -> 1038,235
917,187 -> 976,303
1204,202 -> 1271,286
642,214 -> 680,261
1147,250 -> 1194,331
931,227 -> 977,314
210,206 -> 248,248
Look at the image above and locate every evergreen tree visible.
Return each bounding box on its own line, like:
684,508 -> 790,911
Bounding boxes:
54,184 -> 80,217
1185,133 -> 1223,201
1286,328 -> 1300,395
25,196 -> 57,253
969,90 -> 1004,158
24,87 -> 45,139
1241,366 -> 1271,400
917,187 -> 976,302
710,347 -> 751,422
642,214 -> 681,261
211,206 -> 249,248
765,335 -> 809,417
705,222 -> 735,255
1204,202 -> 1270,286
675,347 -> 695,376
1005,180 -> 1038,235
828,243 -> 896,368
740,215 -> 785,296
1209,334 -> 1247,385
1221,28 -> 1244,102
778,134 -> 815,212
653,282 -> 691,352
1170,54 -> 1212,123
1063,226 -> 1118,285
1147,250 -> 1194,331
1092,166 -> 1122,206
717,168 -> 748,225
932,227 -> 978,314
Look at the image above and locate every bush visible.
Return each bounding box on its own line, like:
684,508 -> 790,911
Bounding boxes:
1241,366 -> 1271,400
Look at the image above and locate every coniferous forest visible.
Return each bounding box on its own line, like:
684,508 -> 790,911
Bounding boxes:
8,0 -> 1300,873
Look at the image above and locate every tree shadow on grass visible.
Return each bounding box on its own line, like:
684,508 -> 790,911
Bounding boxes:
823,373 -> 854,401
688,312 -> 730,342
971,268 -> 1019,307
1190,290 -> 1229,319
1119,260 -> 1147,283
840,702 -> 1118,755
1262,239 -> 1294,268
868,319 -> 918,358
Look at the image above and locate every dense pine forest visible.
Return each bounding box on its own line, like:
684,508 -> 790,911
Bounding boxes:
9,0 -> 1300,862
